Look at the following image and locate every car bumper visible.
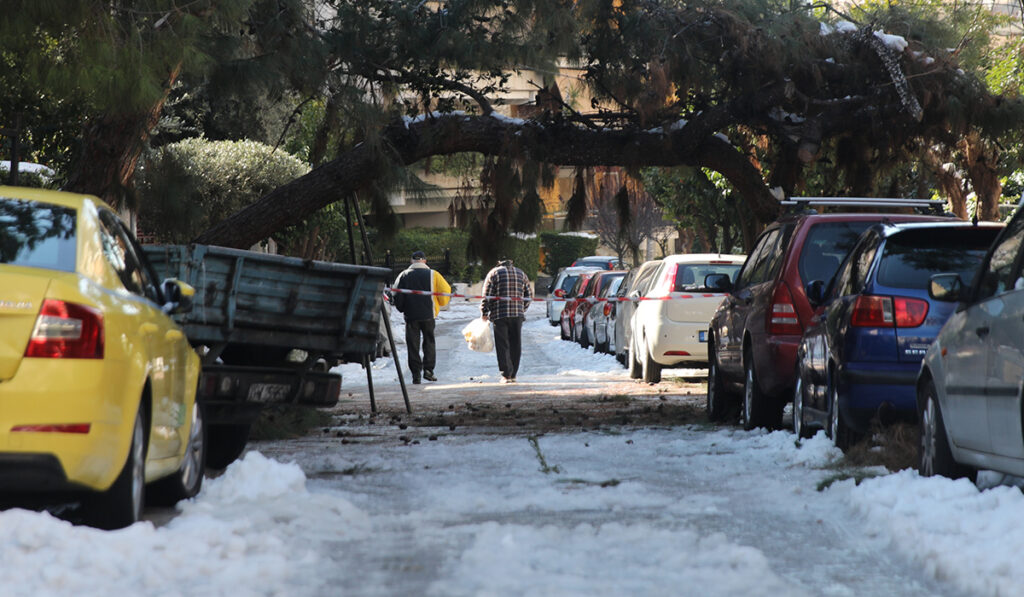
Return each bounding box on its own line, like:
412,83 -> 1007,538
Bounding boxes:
753,333 -> 799,398
839,363 -> 919,431
0,359 -> 139,492
647,319 -> 710,367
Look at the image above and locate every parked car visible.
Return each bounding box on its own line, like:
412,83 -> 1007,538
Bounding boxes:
628,254 -> 745,383
591,275 -> 628,354
579,271 -> 627,349
707,200 -> 949,429
572,255 -> 622,269
612,260 -> 664,365
917,206 -> 1024,481
560,270 -> 599,341
547,265 -> 602,326
0,186 -> 205,529
793,221 -> 1002,448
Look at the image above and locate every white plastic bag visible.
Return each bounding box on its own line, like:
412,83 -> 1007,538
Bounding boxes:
462,317 -> 494,352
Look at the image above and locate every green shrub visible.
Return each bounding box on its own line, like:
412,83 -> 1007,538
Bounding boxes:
372,227 -> 473,281
137,138 -> 310,244
540,232 -> 599,274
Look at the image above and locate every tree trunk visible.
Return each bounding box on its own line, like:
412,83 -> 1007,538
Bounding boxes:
962,132 -> 1002,221
193,114 -> 781,248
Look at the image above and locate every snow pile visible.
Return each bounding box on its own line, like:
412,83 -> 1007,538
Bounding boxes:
848,470 -> 1024,596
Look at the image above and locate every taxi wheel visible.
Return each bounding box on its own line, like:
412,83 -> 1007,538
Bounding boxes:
206,423 -> 251,470
82,408 -> 145,530
148,402 -> 207,506
707,343 -> 736,423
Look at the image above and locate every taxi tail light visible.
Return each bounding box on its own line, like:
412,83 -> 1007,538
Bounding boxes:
851,295 -> 928,328
25,299 -> 104,359
767,284 -> 802,335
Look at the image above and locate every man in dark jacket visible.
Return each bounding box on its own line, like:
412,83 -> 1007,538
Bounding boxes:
480,258 -> 532,383
392,251 -> 451,384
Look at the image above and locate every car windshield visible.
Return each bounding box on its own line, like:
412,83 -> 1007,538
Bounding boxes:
559,274 -> 580,293
798,221 -> 875,284
876,228 -> 1000,290
674,264 -> 741,291
0,197 -> 77,272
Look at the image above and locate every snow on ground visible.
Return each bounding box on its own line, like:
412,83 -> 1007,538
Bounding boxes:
2,301 -> 1023,596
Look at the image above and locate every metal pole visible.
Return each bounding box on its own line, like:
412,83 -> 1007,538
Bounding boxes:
363,354 -> 377,414
348,194 -> 412,414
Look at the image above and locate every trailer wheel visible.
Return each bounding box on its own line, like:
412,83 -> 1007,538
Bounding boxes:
205,423 -> 251,470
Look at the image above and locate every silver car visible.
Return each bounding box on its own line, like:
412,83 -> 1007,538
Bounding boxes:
546,266 -> 601,326
917,210 -> 1024,481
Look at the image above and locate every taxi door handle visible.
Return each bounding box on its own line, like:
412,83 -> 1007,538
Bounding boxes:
139,322 -> 159,335
165,329 -> 184,341
976,326 -> 990,338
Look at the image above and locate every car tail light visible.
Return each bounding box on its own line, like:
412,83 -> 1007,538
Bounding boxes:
851,295 -> 928,328
768,284 -> 802,335
603,303 -> 612,317
664,350 -> 691,356
652,265 -> 677,297
24,299 -> 104,359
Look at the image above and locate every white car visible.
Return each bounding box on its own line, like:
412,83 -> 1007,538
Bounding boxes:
628,253 -> 745,383
546,266 -> 602,326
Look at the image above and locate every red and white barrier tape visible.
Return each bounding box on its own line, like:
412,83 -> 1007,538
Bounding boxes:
385,287 -> 726,303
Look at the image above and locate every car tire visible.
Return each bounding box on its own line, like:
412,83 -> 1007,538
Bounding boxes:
147,401 -> 207,506
641,339 -> 662,383
628,337 -> 642,379
81,407 -> 145,530
579,324 -> 590,349
919,380 -> 976,481
792,373 -> 811,439
827,378 -> 861,452
560,321 -> 569,341
206,423 -> 251,470
743,349 -> 776,431
706,342 -> 735,422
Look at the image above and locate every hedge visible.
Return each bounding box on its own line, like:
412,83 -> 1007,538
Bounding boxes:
539,232 -> 600,274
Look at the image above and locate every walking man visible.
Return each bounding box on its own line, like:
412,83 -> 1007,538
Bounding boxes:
393,250 -> 451,384
480,258 -> 532,383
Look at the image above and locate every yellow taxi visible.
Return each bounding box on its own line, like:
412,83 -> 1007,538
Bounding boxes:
0,186 -> 204,529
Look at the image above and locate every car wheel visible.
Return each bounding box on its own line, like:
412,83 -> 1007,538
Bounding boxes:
627,337 -> 642,379
827,378 -> 861,452
919,380 -> 976,481
641,339 -> 662,383
741,350 -> 770,430
82,407 -> 145,530
579,324 -> 590,349
792,373 -> 811,439
560,321 -> 569,341
205,423 -> 251,470
706,343 -> 735,422
147,401 -> 207,506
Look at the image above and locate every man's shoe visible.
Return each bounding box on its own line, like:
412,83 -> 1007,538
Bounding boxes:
499,376 -> 511,384
423,371 -> 437,382
412,376 -> 421,385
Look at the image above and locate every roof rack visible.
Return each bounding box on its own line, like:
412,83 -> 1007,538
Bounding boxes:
780,197 -> 947,214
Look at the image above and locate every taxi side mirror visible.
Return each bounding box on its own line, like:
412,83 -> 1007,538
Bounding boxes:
162,279 -> 196,315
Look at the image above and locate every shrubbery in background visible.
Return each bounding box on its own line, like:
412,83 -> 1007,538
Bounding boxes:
539,232 -> 599,274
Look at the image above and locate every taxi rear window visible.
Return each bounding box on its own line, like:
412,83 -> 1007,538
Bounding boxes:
0,197 -> 77,272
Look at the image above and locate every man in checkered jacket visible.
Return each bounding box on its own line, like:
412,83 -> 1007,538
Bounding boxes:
480,259 -> 533,383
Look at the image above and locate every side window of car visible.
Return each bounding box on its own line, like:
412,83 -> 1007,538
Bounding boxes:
737,229 -> 780,288
976,214 -> 1024,301
837,233 -> 878,297
98,211 -> 159,303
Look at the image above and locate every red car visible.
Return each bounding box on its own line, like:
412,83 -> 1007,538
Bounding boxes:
560,271 -> 598,341
575,270 -> 626,349
706,198 -> 950,430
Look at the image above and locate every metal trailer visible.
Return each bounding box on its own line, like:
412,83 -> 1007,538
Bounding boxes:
143,244 -> 390,468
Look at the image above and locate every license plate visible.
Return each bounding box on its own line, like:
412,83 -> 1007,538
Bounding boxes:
699,330 -> 707,342
248,383 -> 292,403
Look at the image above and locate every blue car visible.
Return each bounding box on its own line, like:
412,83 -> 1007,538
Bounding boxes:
793,220 -> 1003,449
